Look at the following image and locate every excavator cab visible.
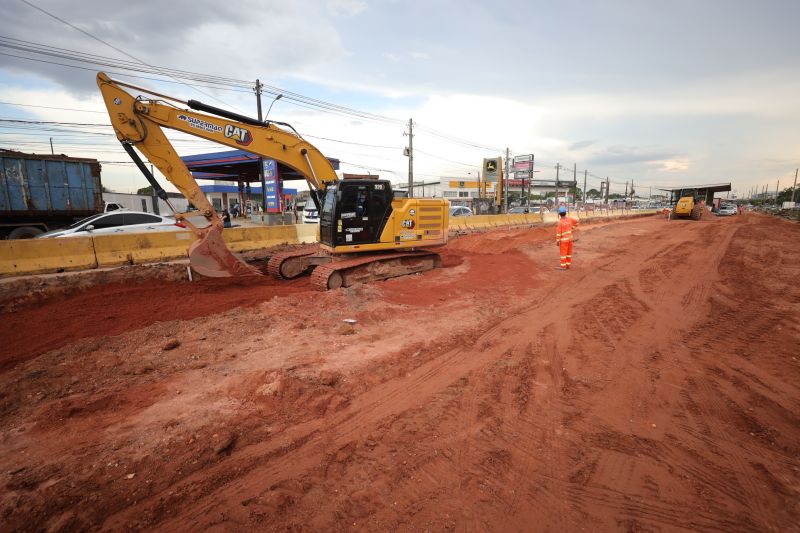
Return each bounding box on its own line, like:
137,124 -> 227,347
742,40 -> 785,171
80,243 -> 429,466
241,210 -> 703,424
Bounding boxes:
319,179 -> 394,248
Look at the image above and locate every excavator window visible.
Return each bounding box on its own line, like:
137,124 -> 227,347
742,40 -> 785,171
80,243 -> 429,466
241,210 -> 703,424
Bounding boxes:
328,181 -> 393,246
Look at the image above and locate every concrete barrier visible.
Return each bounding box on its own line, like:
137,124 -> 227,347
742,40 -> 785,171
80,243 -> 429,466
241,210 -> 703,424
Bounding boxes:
93,230 -> 194,267
0,237 -> 98,275
450,216 -> 470,232
223,225 -> 297,253
1,211 -> 660,277
295,224 -> 318,244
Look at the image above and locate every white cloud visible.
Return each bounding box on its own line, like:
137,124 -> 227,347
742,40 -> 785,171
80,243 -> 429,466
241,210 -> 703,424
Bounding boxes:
648,159 -> 690,173
1,0 -> 797,195
326,0 -> 368,17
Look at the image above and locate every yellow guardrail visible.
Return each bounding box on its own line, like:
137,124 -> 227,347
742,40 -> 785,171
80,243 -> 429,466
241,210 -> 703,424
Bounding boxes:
0,236 -> 97,275
0,210 -> 659,276
0,224 -> 308,276
93,230 -> 195,267
223,225 -> 297,253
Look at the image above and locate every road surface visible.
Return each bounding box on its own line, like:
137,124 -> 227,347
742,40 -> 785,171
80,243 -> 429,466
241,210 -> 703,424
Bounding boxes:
1,213 -> 798,531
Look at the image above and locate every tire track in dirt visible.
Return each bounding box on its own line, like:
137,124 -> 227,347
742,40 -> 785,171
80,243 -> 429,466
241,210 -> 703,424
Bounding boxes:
103,312 -> 531,529
6,215 -> 798,531
669,218 -> 800,531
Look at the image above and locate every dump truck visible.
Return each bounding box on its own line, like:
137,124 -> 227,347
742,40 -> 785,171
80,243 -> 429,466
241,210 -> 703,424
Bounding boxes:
0,149 -> 104,239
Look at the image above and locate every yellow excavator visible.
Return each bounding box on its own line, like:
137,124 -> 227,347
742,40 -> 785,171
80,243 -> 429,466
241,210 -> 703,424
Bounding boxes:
97,72 -> 449,289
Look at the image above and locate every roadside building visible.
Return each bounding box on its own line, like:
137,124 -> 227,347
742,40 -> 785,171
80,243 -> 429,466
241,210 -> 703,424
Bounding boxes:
394,179 -> 499,207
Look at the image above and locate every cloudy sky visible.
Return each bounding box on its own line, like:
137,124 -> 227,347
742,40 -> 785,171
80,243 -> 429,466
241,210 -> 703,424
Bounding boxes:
1,0 -> 797,197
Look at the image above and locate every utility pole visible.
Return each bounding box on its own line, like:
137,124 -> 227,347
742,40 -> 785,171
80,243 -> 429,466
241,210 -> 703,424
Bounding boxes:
572,163 -> 577,209
555,163 -> 561,209
255,79 -> 267,216
605,177 -> 610,205
624,181 -> 628,205
529,154 -> 535,208
49,137 -> 54,155
583,169 -> 587,211
776,179 -> 780,205
407,118 -> 414,197
504,147 -> 510,213
791,168 -> 798,204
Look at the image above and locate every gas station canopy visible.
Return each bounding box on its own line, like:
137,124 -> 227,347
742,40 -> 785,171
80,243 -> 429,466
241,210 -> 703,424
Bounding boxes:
657,183 -> 731,204
181,149 -> 339,182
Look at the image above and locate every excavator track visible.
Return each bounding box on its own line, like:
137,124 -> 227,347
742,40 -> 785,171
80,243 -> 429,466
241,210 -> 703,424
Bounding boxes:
267,249 -> 318,279
310,250 -> 442,291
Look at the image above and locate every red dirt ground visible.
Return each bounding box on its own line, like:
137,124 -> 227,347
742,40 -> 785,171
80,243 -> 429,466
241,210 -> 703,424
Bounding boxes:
1,213 -> 798,531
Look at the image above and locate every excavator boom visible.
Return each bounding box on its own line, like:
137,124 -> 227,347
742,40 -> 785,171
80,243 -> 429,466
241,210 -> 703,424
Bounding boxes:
97,72 -> 337,277
97,71 -> 449,287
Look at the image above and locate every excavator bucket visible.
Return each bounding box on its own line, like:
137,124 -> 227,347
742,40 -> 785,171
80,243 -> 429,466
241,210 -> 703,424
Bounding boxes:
187,225 -> 260,278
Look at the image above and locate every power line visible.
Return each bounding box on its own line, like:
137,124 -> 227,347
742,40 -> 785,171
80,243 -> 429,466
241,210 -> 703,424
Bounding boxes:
18,1 -> 245,112
0,100 -> 106,113
302,133 -> 400,151
414,148 -> 479,168
0,51 -> 256,94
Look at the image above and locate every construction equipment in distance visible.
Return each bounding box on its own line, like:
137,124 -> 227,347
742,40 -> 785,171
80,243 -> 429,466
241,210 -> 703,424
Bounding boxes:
96,72 -> 449,289
672,193 -> 705,220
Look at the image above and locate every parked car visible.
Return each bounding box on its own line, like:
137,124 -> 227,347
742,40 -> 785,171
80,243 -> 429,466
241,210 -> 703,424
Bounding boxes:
303,205 -> 319,223
717,205 -> 737,216
449,206 -> 473,217
37,211 -> 183,238
508,207 -> 531,214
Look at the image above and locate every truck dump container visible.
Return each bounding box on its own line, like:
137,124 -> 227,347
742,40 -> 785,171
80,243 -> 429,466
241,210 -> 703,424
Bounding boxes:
0,149 -> 102,239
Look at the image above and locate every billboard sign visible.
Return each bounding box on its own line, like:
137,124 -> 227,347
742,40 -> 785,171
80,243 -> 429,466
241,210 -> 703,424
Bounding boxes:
513,154 -> 534,172
515,171 -> 531,180
263,159 -> 281,212
529,179 -> 578,189
483,157 -> 502,182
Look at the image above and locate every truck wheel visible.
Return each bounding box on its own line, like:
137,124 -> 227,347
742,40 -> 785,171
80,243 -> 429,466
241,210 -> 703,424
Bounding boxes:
9,226 -> 44,239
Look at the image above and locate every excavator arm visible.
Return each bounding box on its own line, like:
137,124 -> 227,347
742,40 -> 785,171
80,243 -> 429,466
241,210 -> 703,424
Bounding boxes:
97,72 -> 338,276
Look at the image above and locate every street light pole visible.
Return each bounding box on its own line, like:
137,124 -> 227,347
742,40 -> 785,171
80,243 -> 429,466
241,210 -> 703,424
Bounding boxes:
265,94 -> 283,121
254,80 -> 267,217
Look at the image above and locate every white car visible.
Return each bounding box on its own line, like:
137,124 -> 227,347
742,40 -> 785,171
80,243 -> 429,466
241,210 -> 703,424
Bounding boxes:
303,206 -> 319,224
37,211 -> 183,238
449,206 -> 473,217
717,205 -> 737,216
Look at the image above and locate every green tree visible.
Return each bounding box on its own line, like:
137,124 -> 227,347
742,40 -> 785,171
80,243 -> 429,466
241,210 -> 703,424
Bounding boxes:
586,188 -> 601,199
137,185 -> 155,195
777,186 -> 796,203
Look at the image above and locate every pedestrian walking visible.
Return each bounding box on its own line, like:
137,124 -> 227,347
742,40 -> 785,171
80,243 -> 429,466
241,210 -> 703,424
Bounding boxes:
555,206 -> 579,269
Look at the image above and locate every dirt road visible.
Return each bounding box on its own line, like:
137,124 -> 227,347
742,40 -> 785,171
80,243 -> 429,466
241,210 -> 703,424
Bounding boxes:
1,213 -> 798,531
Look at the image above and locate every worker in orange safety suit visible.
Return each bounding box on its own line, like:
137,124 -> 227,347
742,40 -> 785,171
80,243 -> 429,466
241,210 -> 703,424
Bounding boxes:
555,206 -> 579,269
